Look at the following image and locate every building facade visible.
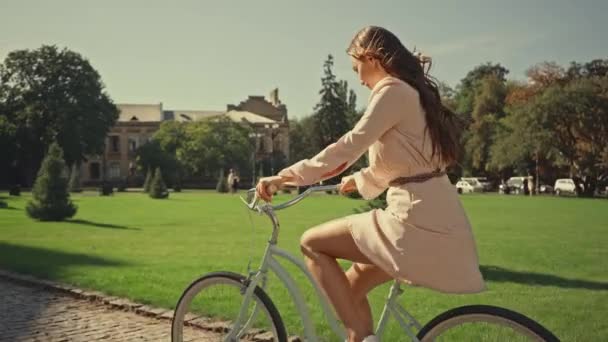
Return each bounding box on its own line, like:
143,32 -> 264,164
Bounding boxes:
80,89 -> 289,185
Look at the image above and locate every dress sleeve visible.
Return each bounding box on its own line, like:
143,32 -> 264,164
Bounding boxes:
278,82 -> 405,185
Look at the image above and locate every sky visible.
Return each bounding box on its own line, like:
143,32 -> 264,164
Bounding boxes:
1,0 -> 607,118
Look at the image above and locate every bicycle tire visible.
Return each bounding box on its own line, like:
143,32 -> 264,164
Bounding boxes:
172,271 -> 287,342
417,305 -> 559,341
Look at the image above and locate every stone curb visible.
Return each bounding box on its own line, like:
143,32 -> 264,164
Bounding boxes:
0,269 -> 302,342
0,269 -> 165,318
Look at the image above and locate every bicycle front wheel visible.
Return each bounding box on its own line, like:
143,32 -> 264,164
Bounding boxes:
171,271 -> 287,342
417,305 -> 559,341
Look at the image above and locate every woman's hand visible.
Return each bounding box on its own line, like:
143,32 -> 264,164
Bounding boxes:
255,176 -> 285,202
339,175 -> 357,195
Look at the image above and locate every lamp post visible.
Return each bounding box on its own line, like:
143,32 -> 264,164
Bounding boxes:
248,131 -> 263,186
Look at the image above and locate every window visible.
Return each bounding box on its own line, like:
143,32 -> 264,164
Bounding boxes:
110,136 -> 120,153
89,163 -> 100,180
109,163 -> 121,179
128,136 -> 138,152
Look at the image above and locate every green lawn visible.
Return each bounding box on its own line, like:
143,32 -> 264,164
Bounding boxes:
1,191 -> 606,341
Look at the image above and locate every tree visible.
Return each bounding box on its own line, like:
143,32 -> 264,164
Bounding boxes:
336,79 -> 359,127
526,61 -> 566,88
26,142 -> 77,221
539,78 -> 608,196
151,120 -> 187,184
143,168 -> 153,193
288,116 -> 319,164
149,167 -> 169,199
136,139 -> 178,184
0,45 -> 119,186
567,59 -> 608,79
438,81 -> 457,111
68,163 -> 82,193
179,117 -> 252,177
0,111 -> 17,187
454,63 -> 509,123
464,74 -> 507,175
490,71 -> 608,196
312,55 -> 352,149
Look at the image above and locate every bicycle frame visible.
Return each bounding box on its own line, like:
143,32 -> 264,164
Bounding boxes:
231,186 -> 423,341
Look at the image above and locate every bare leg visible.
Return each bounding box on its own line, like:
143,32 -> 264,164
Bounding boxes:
300,218 -> 392,342
346,263 -> 393,334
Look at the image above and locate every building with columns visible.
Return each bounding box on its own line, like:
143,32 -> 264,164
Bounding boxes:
81,89 -> 289,185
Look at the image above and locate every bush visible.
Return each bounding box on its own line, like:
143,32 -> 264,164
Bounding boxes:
281,188 -> 292,194
117,178 -> 127,192
26,142 -> 77,221
143,168 -> 153,193
68,164 -> 82,193
216,169 -> 229,193
9,184 -> 20,196
149,167 -> 169,199
99,181 -> 113,196
0,200 -> 7,208
173,177 -> 182,192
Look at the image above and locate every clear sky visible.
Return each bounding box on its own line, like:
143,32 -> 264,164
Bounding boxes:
1,0 -> 606,118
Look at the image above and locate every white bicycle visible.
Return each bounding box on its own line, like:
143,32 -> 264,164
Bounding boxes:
172,185 -> 559,341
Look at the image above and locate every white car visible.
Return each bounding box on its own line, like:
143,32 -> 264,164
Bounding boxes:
554,178 -> 577,196
460,177 -> 486,192
456,180 -> 476,194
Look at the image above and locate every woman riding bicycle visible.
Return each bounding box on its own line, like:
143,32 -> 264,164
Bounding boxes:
256,26 -> 485,342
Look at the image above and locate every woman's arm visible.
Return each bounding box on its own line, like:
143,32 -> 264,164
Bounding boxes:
278,80 -> 409,186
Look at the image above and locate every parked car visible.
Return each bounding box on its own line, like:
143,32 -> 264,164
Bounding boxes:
459,178 -> 485,192
554,178 -> 577,196
499,176 -> 528,195
475,177 -> 493,191
461,177 -> 491,192
456,180 -> 476,194
539,184 -> 554,194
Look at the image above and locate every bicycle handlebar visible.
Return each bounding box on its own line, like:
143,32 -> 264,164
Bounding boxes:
240,184 -> 340,212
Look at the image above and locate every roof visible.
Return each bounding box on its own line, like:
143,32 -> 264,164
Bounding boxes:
164,110 -> 224,122
118,104 -> 163,122
225,110 -> 279,124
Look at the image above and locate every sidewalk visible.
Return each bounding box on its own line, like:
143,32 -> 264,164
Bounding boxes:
0,276 -> 217,341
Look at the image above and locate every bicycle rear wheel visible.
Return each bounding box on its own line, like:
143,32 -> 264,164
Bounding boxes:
416,305 -> 559,341
171,271 -> 287,342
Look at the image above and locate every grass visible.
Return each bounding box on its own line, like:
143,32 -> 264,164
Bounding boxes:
0,191 -> 606,341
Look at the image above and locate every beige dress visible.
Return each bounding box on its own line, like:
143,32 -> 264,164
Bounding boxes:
278,76 -> 485,294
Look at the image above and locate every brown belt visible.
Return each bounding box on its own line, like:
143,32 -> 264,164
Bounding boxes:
389,169 -> 446,187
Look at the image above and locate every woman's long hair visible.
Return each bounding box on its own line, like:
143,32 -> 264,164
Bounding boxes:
347,26 -> 462,166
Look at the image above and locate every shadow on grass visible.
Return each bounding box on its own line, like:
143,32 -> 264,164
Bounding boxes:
65,219 -> 140,230
0,242 -> 130,278
0,242 -> 131,341
481,265 -> 608,291
0,205 -> 18,210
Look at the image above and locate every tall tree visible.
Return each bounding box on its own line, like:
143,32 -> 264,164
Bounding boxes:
312,55 -> 352,149
463,74 -> 507,175
454,62 -> 509,123
0,45 -> 119,186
